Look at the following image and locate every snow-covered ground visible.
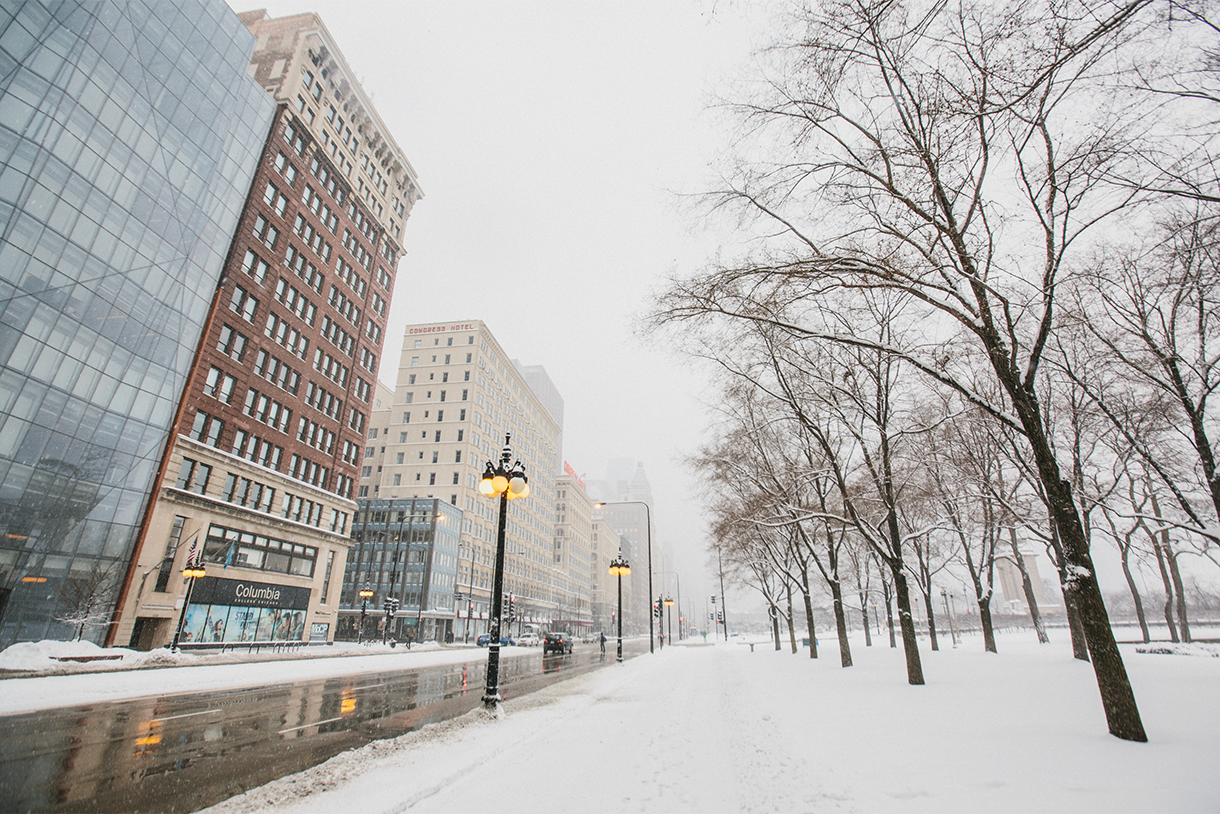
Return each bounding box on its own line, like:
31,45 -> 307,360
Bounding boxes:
184,631 -> 1217,814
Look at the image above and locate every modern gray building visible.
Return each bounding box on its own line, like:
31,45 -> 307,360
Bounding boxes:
0,0 -> 276,647
340,498 -> 462,643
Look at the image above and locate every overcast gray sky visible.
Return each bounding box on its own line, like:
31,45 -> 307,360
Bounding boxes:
231,0 -> 777,612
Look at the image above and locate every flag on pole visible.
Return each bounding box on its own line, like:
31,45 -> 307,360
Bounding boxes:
185,531 -> 199,566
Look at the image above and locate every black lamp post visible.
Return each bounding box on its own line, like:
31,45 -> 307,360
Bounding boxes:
594,500 -> 654,654
357,585 -> 373,643
664,595 -> 674,647
171,560 -> 206,652
479,433 -> 529,710
609,552 -> 630,663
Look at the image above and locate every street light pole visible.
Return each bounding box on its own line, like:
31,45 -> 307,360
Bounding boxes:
170,559 -> 206,652
609,552 -> 630,663
595,500 -> 654,654
659,571 -> 683,640
942,587 -> 959,648
717,547 -> 730,641
357,585 -> 373,643
664,596 -> 674,646
479,433 -> 529,710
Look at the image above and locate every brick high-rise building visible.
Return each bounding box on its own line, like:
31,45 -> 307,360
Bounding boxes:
108,10 -> 421,649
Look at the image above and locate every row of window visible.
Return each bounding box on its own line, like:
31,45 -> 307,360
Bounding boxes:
204,523 -> 317,577
274,276 -> 317,326
320,315 -> 355,356
253,349 -> 301,396
285,245 -> 325,293
402,389 -> 469,404
243,387 -> 292,433
222,472 -> 277,513
232,429 -> 284,471
304,380 -> 343,419
297,416 -> 335,454
369,427 -> 467,444
302,184 -> 338,231
336,258 -> 368,300
328,284 -> 360,326
293,212 -> 333,261
263,181 -> 289,218
287,453 -> 330,491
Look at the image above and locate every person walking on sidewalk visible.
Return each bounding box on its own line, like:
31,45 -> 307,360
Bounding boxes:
599,631 -> 606,653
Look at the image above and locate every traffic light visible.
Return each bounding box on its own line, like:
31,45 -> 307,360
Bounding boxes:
507,594 -> 516,621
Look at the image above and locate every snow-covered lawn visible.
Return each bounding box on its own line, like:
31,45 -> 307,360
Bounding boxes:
194,631 -> 1219,814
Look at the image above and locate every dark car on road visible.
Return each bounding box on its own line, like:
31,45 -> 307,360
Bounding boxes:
476,634 -> 515,646
543,632 -> 573,654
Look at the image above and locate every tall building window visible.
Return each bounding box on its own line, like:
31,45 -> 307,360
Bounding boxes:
321,550 -> 335,602
154,516 -> 188,593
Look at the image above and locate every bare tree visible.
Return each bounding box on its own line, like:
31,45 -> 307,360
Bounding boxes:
55,562 -> 120,642
654,0 -> 1159,739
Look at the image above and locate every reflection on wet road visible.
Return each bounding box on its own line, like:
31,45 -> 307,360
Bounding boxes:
0,641 -> 648,813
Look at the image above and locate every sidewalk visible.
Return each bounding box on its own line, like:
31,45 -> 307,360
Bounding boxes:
203,634 -> 1220,814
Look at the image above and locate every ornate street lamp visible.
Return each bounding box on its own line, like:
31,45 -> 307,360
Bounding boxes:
594,500 -> 654,654
608,552 -> 630,663
171,560 -> 206,652
664,595 -> 674,647
478,433 -> 529,710
357,585 -> 374,643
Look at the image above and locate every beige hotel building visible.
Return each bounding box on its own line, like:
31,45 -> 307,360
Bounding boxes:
355,321 -> 588,634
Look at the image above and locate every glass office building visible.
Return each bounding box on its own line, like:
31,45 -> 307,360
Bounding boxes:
340,499 -> 462,643
0,0 -> 276,647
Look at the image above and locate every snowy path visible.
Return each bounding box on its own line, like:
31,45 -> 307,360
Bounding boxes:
203,636 -> 1220,813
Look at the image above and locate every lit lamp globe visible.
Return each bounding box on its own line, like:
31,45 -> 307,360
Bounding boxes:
479,465 -> 497,496
508,475 -> 529,499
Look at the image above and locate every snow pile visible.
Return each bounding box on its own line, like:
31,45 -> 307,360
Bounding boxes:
202,633 -> 1220,814
0,639 -> 138,672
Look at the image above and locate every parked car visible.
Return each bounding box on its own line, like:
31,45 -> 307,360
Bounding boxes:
476,634 -> 515,647
515,632 -> 540,646
543,631 -> 574,654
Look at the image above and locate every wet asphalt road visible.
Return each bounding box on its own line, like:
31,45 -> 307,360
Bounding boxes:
0,640 -> 649,813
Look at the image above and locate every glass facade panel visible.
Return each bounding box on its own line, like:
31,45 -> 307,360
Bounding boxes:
0,0 -> 276,647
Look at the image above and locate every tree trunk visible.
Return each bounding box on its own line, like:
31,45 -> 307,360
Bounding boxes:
1149,491 -> 1190,643
979,596 -> 997,653
1119,544 -> 1151,643
1008,527 -> 1049,644
1063,580 -> 1091,660
924,588 -> 940,651
882,575 -> 896,648
786,584 -> 798,654
890,564 -> 925,685
830,580 -> 852,668
1167,548 -> 1191,643
771,603 -> 782,651
858,587 -> 872,647
801,570 -> 818,659
1047,475 -> 1146,741
1049,520 -> 1090,660
1151,536 -> 1179,642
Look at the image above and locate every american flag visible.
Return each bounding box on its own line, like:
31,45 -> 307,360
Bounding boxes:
185,531 -> 199,566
